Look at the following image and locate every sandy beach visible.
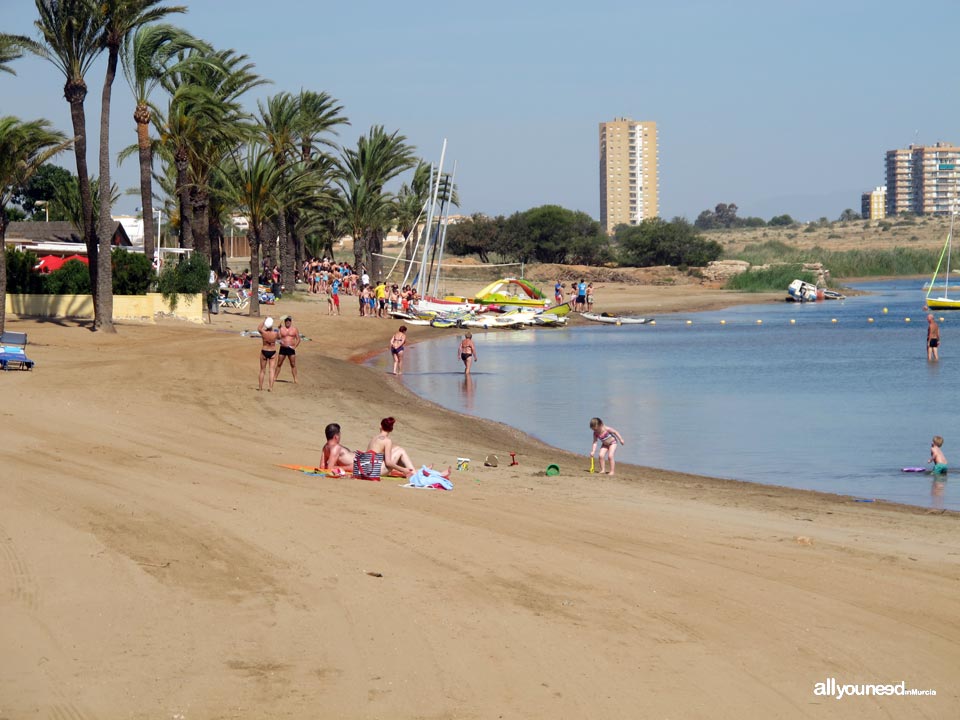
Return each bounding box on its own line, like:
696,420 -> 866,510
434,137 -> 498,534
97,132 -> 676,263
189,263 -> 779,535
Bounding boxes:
2,282 -> 958,719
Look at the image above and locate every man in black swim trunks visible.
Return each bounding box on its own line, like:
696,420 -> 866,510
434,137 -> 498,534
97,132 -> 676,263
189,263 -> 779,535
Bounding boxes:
274,315 -> 302,384
258,316 -> 280,391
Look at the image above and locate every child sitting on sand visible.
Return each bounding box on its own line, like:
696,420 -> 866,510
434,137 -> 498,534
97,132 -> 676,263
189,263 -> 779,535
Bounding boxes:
589,417 -> 625,475
929,435 -> 948,475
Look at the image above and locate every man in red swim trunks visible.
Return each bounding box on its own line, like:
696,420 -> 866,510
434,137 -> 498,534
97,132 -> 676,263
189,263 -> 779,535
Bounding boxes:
258,317 -> 280,391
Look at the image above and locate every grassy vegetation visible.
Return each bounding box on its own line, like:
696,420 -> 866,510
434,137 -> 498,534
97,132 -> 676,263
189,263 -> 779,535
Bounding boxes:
726,240 -> 941,279
724,264 -> 815,292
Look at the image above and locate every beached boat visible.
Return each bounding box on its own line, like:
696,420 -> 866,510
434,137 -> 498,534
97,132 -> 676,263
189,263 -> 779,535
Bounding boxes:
786,279 -> 846,302
581,312 -> 652,325
925,208 -> 960,309
787,279 -> 819,302
443,277 -> 550,309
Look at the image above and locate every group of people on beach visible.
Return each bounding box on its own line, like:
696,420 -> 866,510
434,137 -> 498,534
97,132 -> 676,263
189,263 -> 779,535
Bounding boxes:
554,279 -> 594,312
319,417 -> 451,481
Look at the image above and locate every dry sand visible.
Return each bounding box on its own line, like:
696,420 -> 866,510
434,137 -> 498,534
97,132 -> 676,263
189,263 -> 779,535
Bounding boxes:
2,283 -> 958,719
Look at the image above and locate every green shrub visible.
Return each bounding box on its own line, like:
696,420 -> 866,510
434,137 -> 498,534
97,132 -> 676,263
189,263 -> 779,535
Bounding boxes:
724,239 -> 939,278
725,265 -> 816,292
5,249 -> 45,293
157,252 -> 211,309
45,260 -> 91,294
112,248 -> 154,295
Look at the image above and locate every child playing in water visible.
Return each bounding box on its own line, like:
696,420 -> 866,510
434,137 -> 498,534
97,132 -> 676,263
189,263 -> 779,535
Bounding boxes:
929,435 -> 948,475
589,417 -> 625,475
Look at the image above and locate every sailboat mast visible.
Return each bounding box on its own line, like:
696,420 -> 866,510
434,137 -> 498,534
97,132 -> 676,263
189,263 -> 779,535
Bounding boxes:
948,202 -> 957,297
433,160 -> 458,294
420,140 -> 447,297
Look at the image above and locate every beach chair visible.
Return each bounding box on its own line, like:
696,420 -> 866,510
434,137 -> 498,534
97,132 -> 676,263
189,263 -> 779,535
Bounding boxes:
0,331 -> 34,371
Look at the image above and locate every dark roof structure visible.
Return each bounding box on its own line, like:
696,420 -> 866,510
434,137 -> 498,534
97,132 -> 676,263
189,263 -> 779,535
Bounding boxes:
4,221 -> 132,246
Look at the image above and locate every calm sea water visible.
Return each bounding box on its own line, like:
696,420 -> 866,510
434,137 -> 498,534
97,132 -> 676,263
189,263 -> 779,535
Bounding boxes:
369,279 -> 960,511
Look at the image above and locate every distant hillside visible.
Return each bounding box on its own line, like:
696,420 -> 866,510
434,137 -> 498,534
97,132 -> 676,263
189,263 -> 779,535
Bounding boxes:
706,215 -> 950,255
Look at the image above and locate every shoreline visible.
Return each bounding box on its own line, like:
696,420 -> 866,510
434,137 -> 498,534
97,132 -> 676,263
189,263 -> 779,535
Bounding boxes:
351,287 -> 955,517
3,281 -> 958,718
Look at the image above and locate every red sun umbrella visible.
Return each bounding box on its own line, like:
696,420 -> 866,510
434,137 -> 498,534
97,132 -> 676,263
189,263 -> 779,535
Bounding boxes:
63,254 -> 89,265
35,255 -> 65,273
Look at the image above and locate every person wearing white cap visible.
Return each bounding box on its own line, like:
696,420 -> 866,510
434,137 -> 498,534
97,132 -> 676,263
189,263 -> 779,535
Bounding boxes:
257,316 -> 280,391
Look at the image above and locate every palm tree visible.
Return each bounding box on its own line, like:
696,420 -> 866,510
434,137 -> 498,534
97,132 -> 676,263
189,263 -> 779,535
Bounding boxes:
258,92 -> 301,293
218,146 -> 322,316
0,33 -> 41,75
336,126 -> 416,280
291,90 -> 347,270
395,160 -> 432,263
94,0 -> 186,332
31,0 -> 105,315
52,175 -> 121,237
120,23 -> 203,264
0,116 -> 72,333
157,48 -> 263,259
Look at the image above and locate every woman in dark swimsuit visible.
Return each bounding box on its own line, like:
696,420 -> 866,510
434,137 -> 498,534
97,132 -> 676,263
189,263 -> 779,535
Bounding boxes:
390,326 -> 407,375
458,332 -> 478,375
257,317 -> 279,391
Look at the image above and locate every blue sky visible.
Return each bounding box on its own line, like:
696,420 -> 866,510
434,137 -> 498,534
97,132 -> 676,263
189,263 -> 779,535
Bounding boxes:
3,0 -> 958,222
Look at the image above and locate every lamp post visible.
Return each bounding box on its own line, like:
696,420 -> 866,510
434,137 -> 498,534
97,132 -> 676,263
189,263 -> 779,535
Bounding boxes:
34,200 -> 49,222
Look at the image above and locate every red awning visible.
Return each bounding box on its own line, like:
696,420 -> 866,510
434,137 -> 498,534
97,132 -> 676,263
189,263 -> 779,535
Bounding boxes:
35,255 -> 65,273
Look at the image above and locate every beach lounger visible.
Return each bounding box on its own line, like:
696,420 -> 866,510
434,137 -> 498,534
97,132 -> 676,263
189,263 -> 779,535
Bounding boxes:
0,331 -> 34,371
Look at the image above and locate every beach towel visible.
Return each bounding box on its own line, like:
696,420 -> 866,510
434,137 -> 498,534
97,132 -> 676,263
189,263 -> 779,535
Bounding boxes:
405,466 -> 453,490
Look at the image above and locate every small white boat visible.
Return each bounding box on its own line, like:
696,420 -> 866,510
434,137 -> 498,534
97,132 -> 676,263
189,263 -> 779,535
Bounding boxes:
787,279 -> 846,302
787,279 -> 818,302
581,312 -> 651,325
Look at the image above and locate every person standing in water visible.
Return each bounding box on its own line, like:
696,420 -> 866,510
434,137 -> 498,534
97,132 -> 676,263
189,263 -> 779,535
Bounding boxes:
927,314 -> 941,361
389,326 -> 407,375
929,435 -> 948,475
458,332 -> 478,375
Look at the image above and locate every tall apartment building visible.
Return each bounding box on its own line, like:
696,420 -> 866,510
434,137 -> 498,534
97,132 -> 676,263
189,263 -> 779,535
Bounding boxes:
885,142 -> 960,215
599,118 -> 658,234
861,186 -> 886,220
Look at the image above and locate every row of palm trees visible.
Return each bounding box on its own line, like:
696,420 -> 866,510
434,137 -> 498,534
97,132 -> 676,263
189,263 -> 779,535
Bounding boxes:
1,0 -> 454,330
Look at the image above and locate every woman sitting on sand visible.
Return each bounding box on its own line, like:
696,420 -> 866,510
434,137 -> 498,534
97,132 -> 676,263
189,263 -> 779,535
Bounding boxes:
356,417 -> 415,478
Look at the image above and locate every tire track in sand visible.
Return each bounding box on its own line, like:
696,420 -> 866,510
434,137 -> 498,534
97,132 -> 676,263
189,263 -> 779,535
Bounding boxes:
0,523 -> 39,611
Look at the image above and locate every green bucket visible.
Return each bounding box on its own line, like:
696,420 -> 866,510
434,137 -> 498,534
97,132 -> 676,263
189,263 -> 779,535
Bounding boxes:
545,464 -> 560,476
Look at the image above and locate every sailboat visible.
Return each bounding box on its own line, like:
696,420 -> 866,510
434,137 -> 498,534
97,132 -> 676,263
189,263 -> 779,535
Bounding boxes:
925,205 -> 960,309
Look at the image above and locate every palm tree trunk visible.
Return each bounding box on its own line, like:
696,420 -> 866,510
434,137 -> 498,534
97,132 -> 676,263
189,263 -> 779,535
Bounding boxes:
278,206 -> 294,296
368,230 -> 384,282
65,81 -> 98,315
353,235 -> 364,272
135,104 -> 155,263
192,188 -> 211,261
210,215 -> 224,276
248,230 -> 261,317
0,210 -> 7,335
175,149 -> 193,248
95,48 -> 119,333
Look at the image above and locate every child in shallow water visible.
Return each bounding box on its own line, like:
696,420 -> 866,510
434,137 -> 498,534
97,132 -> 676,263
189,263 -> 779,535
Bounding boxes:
929,435 -> 948,475
589,417 -> 626,475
